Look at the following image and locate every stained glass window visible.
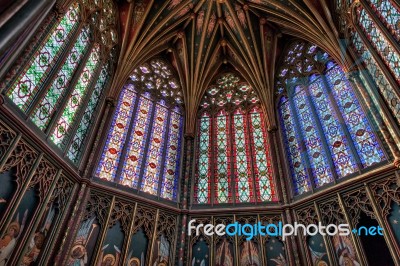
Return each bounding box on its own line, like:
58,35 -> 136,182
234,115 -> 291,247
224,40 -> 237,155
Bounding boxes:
345,0 -> 400,125
96,59 -> 184,201
277,41 -> 386,196
195,73 -> 276,204
2,0 -> 119,166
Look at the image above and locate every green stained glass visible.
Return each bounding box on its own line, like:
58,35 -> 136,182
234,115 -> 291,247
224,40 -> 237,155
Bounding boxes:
67,66 -> 109,163
31,27 -> 91,130
51,45 -> 100,146
196,113 -> 211,204
249,109 -> 274,201
6,3 -> 80,111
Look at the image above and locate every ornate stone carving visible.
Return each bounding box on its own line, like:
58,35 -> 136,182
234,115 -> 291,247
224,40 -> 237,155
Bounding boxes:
82,191 -> 112,226
369,174 -> 400,218
132,205 -> 157,239
342,189 -> 376,227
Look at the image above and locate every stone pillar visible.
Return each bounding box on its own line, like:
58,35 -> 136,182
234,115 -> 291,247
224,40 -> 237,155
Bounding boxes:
177,134 -> 194,266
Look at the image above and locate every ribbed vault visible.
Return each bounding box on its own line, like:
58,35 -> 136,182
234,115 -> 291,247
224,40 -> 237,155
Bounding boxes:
110,0 -> 351,134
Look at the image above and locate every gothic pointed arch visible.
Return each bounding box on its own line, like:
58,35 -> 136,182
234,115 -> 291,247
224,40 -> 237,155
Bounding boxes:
96,58 -> 184,201
194,72 -> 276,205
276,41 -> 387,196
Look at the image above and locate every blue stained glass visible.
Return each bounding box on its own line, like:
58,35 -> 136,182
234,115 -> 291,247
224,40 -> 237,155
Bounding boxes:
279,97 -> 311,195
160,111 -> 183,200
308,78 -> 358,177
96,86 -> 137,181
141,104 -> 169,195
293,86 -> 333,187
120,96 -> 153,187
326,64 -> 386,166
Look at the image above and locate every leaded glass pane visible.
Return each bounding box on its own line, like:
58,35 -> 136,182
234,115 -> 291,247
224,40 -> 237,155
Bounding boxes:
120,96 -> 153,187
51,45 -> 100,146
279,97 -> 311,195
31,27 -> 91,130
6,4 -> 80,111
325,64 -> 386,166
214,110 -> 231,203
96,86 -> 137,181
232,109 -> 253,203
293,86 -> 334,187
195,113 -> 211,204
67,65 -> 109,163
350,22 -> 400,125
160,110 -> 183,201
308,77 -> 358,177
356,6 -> 400,83
248,107 -> 274,201
141,103 -> 169,195
367,0 -> 400,42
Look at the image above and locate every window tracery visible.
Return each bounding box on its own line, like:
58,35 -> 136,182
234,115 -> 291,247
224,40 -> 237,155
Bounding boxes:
277,41 -> 386,196
1,0 -> 118,165
96,59 -> 183,201
194,73 -> 276,204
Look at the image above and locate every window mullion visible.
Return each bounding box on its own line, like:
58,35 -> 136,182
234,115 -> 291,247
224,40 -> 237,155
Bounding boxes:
229,110 -> 236,205
136,100 -> 157,193
351,13 -> 400,90
25,22 -> 84,118
319,74 -> 364,171
210,111 -> 215,206
303,82 -> 339,183
246,110 -> 259,204
156,108 -> 172,199
44,41 -> 95,136
61,60 -> 103,155
113,89 -> 141,183
287,87 -> 315,192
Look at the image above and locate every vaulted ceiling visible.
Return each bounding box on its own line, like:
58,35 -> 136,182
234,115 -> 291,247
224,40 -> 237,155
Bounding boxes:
110,0 -> 351,134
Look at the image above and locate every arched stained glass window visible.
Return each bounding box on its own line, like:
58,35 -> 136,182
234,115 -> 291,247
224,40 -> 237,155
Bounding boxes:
96,59 -> 184,201
194,73 -> 276,204
1,0 -> 119,165
338,0 -> 400,125
277,42 -> 387,196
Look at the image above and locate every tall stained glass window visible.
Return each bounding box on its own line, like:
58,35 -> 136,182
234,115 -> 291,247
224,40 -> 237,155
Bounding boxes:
194,73 -> 276,204
1,0 -> 119,165
277,42 -> 386,196
96,59 -> 184,201
337,0 -> 400,125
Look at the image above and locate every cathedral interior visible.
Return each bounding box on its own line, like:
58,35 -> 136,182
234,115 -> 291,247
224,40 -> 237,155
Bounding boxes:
0,0 -> 400,265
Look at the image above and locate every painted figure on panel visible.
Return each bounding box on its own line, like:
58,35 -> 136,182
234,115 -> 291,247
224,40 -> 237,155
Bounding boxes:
21,204 -> 56,265
0,210 -> 28,266
240,241 -> 260,266
215,238 -> 233,266
152,235 -> 169,266
270,254 -> 287,266
309,248 -> 328,266
333,235 -> 360,266
126,252 -> 144,266
68,217 -> 98,266
97,244 -> 121,266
